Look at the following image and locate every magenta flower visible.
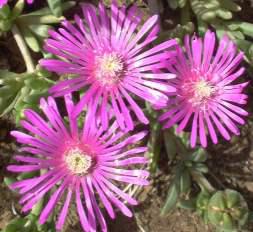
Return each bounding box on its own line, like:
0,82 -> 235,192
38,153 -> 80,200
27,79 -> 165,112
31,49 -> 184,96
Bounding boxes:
40,1 -> 177,131
159,30 -> 248,148
0,0 -> 33,7
8,94 -> 149,232
0,0 -> 7,7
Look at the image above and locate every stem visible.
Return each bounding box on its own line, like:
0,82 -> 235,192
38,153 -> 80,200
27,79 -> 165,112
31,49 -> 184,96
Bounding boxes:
11,24 -> 35,73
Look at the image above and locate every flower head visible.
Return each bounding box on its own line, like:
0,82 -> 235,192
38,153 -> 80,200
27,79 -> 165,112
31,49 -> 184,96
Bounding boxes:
8,94 -> 149,232
159,30 -> 248,147
40,1 -> 177,131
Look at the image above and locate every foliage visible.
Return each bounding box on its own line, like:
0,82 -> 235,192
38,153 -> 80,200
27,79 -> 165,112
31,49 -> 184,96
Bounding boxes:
0,69 -> 53,123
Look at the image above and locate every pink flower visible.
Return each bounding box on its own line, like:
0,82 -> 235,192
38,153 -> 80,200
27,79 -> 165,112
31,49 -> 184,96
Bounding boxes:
40,1 -> 177,131
159,30 -> 248,148
0,0 -> 33,7
0,0 -> 7,7
8,94 -> 149,232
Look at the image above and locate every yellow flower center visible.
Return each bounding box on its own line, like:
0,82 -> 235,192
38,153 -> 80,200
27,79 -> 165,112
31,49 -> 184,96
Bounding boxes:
64,148 -> 92,175
94,53 -> 124,86
194,80 -> 214,100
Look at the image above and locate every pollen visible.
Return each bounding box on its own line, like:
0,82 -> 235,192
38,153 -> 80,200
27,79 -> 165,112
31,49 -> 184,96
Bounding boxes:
64,148 -> 92,175
194,80 -> 215,100
181,78 -> 217,111
94,52 -> 124,87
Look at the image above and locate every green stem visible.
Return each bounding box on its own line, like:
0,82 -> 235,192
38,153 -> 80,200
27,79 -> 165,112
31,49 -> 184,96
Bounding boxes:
11,24 -> 35,73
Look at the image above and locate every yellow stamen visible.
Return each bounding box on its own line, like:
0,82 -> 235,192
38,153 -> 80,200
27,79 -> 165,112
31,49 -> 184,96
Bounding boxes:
65,148 -> 92,175
194,80 -> 214,99
94,53 -> 123,86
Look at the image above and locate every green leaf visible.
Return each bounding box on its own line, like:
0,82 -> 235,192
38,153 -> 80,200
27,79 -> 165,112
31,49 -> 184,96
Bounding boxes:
191,0 -> 217,21
193,163 -> 209,173
21,27 -> 40,52
189,149 -> 207,162
221,213 -> 235,230
29,24 -> 51,38
208,191 -> 227,226
3,218 -> 26,232
234,31 -> 245,40
23,89 -> 48,104
0,85 -> 19,97
239,22 -> 253,38
11,0 -> 24,19
17,171 -> 38,180
0,5 -> 10,19
178,0 -> 187,8
4,177 -> 16,186
161,183 -> 179,215
225,190 -> 241,208
0,70 -> 51,122
179,169 -> 191,193
248,44 -> 253,59
227,22 -> 240,31
196,191 -> 211,212
24,77 -> 51,90
61,1 -> 76,11
163,130 -> 177,160
216,9 -> 232,20
0,90 -> 22,116
0,70 -> 19,81
205,0 -> 220,9
18,14 -> 63,26
47,0 -> 62,17
177,199 -> 196,210
0,19 -> 12,31
209,191 -> 226,210
220,0 -> 241,12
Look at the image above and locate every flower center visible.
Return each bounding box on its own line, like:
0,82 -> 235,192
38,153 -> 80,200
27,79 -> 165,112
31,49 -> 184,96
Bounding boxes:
94,52 -> 124,87
181,79 -> 216,110
64,148 -> 92,175
194,80 -> 214,100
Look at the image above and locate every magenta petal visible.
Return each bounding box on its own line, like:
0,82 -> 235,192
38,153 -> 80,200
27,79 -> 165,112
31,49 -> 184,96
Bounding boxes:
81,179 -> 97,231
56,188 -> 72,230
86,176 -> 108,232
190,112 -> 198,148
39,180 -> 68,224
75,181 -> 91,231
